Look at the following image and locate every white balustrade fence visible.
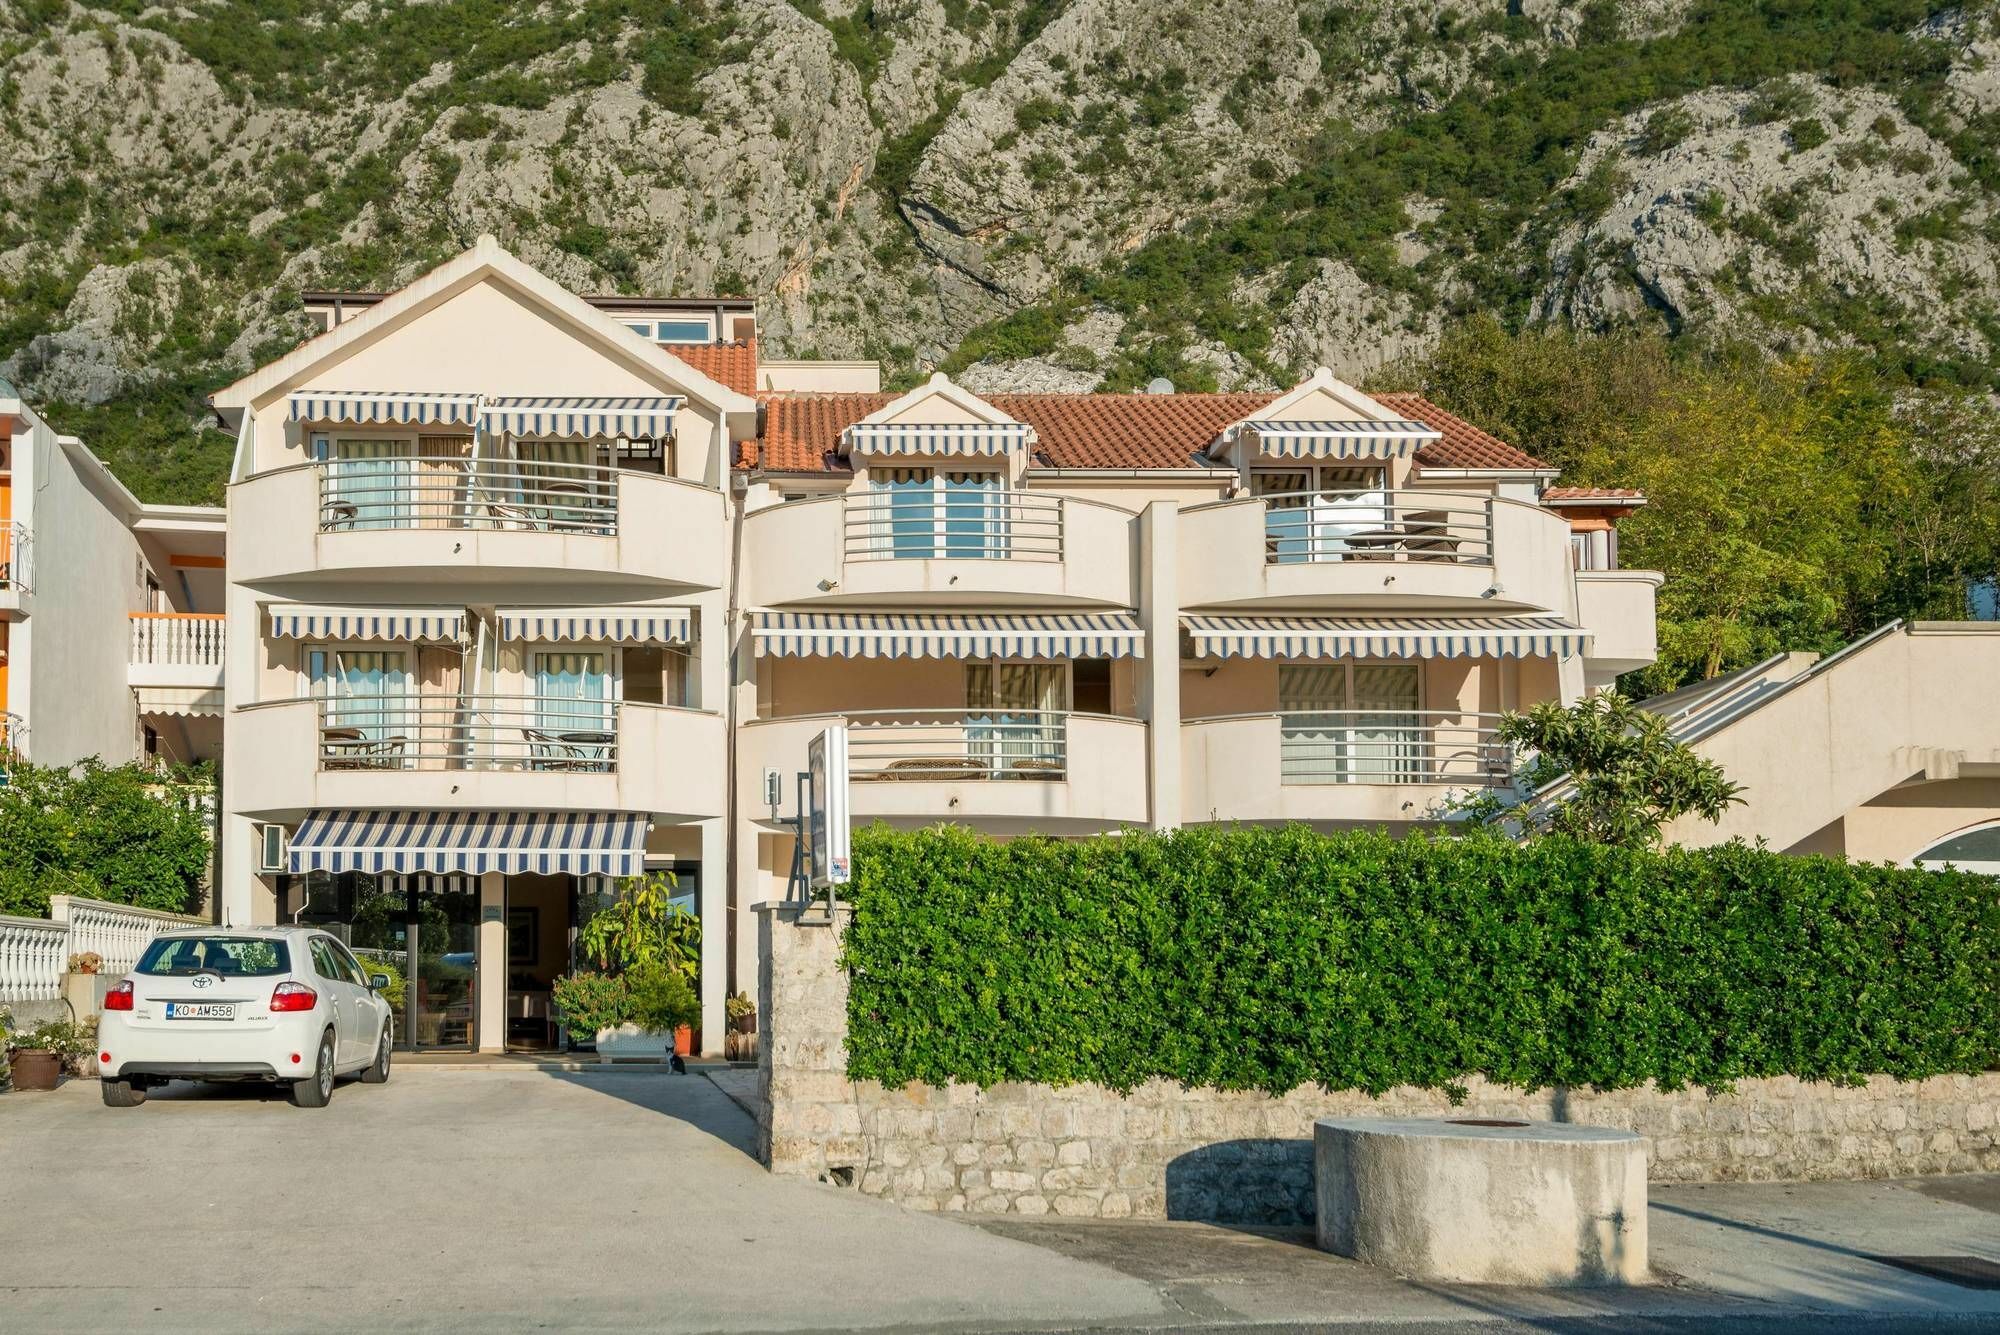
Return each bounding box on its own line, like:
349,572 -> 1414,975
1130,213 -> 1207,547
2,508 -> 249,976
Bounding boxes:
0,916 -> 67,1003
0,897 -> 205,1005
129,613 -> 227,668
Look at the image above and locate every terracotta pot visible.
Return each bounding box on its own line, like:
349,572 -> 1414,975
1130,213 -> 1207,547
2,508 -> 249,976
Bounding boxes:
674,1025 -> 694,1058
9,1048 -> 61,1091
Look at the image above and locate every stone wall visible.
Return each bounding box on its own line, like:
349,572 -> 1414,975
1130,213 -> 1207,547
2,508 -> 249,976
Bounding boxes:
756,903 -> 2000,1222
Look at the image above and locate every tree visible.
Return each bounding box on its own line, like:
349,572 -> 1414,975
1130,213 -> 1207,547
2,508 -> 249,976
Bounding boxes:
0,759 -> 212,917
575,870 -> 700,982
1456,693 -> 1743,848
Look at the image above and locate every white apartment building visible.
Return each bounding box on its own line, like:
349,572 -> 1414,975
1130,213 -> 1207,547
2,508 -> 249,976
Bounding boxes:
209,238 -> 1659,1054
0,379 -> 226,774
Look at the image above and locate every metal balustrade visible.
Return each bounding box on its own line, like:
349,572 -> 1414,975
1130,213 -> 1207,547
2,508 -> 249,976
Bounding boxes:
840,709 -> 1073,781
129,612 -> 226,668
1258,490 -> 1494,565
313,694 -> 623,773
0,521 -> 31,591
1266,710 -> 1512,785
316,457 -> 621,535
843,490 -> 1064,562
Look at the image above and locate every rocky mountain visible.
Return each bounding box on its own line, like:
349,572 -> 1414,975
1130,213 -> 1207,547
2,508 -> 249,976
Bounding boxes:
2,0 -> 1997,500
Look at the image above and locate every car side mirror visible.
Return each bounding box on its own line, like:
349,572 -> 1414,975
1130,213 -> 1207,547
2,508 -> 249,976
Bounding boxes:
370,974 -> 391,991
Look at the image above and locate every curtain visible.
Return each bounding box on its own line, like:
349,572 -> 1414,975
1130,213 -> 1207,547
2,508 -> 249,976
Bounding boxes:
328,439 -> 413,530
310,648 -> 412,743
871,467 -> 935,558
966,662 -> 1065,773
943,471 -> 1001,558
535,652 -> 612,734
1253,469 -> 1311,563
1348,664 -> 1422,782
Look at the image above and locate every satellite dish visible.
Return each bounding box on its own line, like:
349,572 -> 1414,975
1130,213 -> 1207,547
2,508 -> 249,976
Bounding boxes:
1145,377 -> 1175,395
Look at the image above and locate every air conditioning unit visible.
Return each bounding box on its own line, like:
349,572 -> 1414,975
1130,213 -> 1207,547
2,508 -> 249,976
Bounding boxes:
257,823 -> 289,875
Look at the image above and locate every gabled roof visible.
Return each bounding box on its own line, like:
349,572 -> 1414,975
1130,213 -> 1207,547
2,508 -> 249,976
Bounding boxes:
212,236 -> 757,418
747,389 -> 1549,474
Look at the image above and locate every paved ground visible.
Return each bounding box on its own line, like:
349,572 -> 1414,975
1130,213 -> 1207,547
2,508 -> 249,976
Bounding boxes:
3,1068 -> 1999,1334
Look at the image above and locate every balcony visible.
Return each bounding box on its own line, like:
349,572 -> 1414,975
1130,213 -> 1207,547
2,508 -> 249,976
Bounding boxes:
1183,711 -> 1511,826
227,695 -> 724,821
0,521 -> 30,617
1575,569 -> 1663,675
743,491 -> 1136,608
737,710 -> 1150,831
1179,491 -> 1573,612
228,460 -> 727,591
129,613 -> 226,689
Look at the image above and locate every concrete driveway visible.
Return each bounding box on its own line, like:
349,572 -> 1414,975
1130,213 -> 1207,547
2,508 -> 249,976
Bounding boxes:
5,1068 -> 2000,1334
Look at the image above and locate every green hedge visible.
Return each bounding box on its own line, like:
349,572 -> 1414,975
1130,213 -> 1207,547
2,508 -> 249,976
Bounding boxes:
840,825 -> 2000,1095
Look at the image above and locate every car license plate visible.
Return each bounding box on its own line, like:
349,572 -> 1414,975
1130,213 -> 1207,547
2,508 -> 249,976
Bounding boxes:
164,1002 -> 236,1021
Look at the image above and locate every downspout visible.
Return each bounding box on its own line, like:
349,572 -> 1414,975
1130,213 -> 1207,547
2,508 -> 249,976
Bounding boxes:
722,465 -> 749,1003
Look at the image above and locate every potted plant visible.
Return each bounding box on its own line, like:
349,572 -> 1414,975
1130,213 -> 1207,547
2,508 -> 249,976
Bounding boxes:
567,871 -> 703,1058
5,1017 -> 92,1092
67,951 -> 103,975
723,991 -> 757,1061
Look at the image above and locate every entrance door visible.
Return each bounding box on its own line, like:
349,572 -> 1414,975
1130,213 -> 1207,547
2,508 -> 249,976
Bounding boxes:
343,873 -> 477,1051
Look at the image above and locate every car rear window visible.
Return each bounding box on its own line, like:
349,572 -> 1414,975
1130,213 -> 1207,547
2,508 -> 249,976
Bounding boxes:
137,936 -> 291,977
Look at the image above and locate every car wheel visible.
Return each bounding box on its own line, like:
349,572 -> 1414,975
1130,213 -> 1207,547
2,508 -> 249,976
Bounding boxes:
288,1031 -> 335,1108
100,1077 -> 146,1108
360,1022 -> 391,1084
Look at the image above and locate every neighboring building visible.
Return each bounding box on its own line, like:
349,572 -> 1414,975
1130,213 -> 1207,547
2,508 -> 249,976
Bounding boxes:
0,380 -> 226,773
1650,620 -> 2000,868
209,237 -> 1660,1055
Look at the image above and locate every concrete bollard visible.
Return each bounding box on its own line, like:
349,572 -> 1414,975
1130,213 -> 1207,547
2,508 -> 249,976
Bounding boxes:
1314,1117 -> 1649,1286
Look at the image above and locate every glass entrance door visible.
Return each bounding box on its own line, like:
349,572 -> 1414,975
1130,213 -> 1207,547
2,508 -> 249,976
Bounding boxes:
301,871 -> 477,1051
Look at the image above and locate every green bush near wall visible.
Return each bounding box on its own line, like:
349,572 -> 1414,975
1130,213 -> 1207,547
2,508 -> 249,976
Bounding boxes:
840,825 -> 2000,1095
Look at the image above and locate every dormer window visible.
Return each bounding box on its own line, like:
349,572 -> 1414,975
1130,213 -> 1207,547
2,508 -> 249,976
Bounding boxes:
621,317 -> 715,344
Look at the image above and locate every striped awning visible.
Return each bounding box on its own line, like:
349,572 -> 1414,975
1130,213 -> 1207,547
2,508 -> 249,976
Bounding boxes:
286,810 -> 650,876
135,686 -> 224,717
287,391 -> 482,427
753,611 -> 1145,659
842,422 -> 1035,457
499,607 -> 693,644
378,872 -> 478,896
1182,615 -> 1588,660
267,606 -> 465,642
481,396 -> 682,440
1240,419 -> 1440,460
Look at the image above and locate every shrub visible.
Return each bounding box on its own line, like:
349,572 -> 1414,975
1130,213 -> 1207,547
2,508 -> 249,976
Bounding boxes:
840,825 -> 2000,1096
0,759 -> 211,917
552,964 -> 699,1041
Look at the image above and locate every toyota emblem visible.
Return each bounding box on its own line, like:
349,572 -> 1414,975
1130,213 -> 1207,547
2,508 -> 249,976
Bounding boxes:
192,974 -> 215,988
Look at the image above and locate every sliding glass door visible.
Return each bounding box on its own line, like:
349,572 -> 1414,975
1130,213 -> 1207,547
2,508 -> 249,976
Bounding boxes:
965,661 -> 1066,776
308,647 -> 412,761
1278,663 -> 1421,784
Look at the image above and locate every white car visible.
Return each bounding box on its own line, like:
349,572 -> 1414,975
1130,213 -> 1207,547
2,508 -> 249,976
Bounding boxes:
97,926 -> 394,1108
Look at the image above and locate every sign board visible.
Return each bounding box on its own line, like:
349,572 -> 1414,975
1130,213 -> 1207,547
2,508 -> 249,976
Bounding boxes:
807,725 -> 851,887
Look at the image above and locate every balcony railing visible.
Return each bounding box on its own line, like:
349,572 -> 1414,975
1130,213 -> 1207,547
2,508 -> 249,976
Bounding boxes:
1259,491 -> 1493,565
316,458 -> 620,536
314,694 -> 622,773
843,490 -> 1064,562
841,709 -> 1072,781
1236,710 -> 1513,786
0,521 -> 31,592
0,710 -> 22,780
129,612 -> 226,668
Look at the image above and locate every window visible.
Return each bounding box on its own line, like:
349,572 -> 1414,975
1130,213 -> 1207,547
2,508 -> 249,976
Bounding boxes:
533,650 -> 617,768
258,823 -> 288,874
1278,663 -> 1423,785
1073,659 -> 1112,715
1913,822 -> 2000,873
621,644 -> 692,708
869,468 -> 1003,559
1253,467 -> 1390,564
653,318 -> 713,343
308,937 -> 343,981
328,939 -> 374,988
307,647 -> 412,746
965,661 -> 1066,776
315,436 -> 415,530
138,936 -> 290,977
621,321 -> 655,338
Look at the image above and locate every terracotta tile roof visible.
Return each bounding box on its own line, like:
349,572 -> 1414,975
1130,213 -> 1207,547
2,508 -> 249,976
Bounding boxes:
987,393 -> 1268,469
1375,393 -> 1551,471
742,388 -> 1551,474
1542,486 -> 1646,501
756,393 -> 890,472
670,339 -> 760,396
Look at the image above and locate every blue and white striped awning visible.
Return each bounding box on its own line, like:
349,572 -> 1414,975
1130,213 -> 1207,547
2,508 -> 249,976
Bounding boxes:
753,611 -> 1145,659
1182,614 -> 1587,660
287,390 -> 482,427
267,606 -> 465,642
287,810 -> 650,876
481,396 -> 682,440
842,422 -> 1035,457
499,607 -> 693,645
1239,419 -> 1440,460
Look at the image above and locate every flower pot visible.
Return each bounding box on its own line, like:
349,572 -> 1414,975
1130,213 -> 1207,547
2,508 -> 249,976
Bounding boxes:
674,1024 -> 694,1058
9,1048 -> 61,1091
729,1012 -> 756,1035
593,1023 -> 673,1062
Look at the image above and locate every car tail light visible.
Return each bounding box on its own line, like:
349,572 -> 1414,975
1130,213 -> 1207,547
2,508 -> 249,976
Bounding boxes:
270,981 -> 317,1013
99,1051 -> 111,1064
103,981 -> 133,1011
